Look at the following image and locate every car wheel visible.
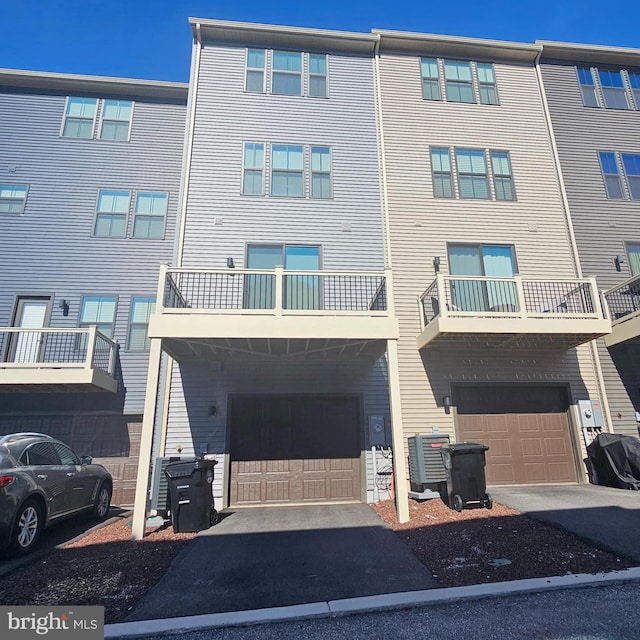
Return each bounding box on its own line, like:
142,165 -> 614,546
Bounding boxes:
10,499 -> 43,556
93,482 -> 112,520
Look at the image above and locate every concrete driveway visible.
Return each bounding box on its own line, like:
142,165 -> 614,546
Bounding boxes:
491,484 -> 640,563
125,503 -> 438,621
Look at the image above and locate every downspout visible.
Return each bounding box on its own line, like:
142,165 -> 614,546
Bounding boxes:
534,45 -> 614,436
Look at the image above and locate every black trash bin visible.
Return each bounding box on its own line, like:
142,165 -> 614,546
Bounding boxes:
440,442 -> 492,512
164,457 -> 218,533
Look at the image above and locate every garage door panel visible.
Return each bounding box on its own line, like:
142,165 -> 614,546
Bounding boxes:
487,464 -> 516,484
545,438 -> 570,456
265,481 -> 290,502
549,462 -> 575,482
236,481 -> 262,503
524,463 -> 547,483
521,438 -> 544,457
518,415 -> 540,432
487,438 -> 512,457
303,479 -> 326,500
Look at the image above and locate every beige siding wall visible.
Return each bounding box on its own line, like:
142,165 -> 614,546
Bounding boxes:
378,52 -> 602,469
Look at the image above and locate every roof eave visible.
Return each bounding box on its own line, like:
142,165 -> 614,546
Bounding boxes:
537,40 -> 640,67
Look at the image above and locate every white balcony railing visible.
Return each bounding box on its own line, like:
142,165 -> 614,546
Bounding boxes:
0,326 -> 117,377
603,274 -> 640,326
419,274 -> 606,329
160,266 -> 391,317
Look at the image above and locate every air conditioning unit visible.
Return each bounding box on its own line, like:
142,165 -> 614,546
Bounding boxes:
149,456 -> 182,516
408,434 -> 450,492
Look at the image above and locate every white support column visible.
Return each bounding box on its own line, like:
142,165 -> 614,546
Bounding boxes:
131,338 -> 163,540
387,338 -> 409,523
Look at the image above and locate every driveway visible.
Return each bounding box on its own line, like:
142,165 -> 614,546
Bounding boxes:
125,503 -> 438,621
491,484 -> 640,563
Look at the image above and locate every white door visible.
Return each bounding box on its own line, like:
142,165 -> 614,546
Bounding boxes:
13,300 -> 48,363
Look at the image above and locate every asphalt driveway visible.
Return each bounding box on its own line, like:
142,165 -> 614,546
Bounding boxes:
491,484 -> 640,563
125,503 -> 438,621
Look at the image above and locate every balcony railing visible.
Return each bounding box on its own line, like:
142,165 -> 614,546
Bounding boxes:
603,274 -> 640,325
419,274 -> 605,328
0,326 -> 117,376
160,266 -> 390,316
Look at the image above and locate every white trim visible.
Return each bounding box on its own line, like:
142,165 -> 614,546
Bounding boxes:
98,99 -> 135,142
60,95 -> 98,139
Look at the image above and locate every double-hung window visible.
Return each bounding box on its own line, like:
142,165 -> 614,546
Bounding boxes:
477,63 -> 498,105
444,61 -> 474,103
621,154 -> 640,199
490,151 -> 515,200
94,189 -> 130,237
598,152 -> 624,199
242,143 -> 264,194
133,192 -> 167,238
309,54 -> 328,97
127,297 -> 156,351
271,145 -> 303,197
272,51 -> 302,95
100,100 -> 133,140
627,243 -> 640,276
311,147 -> 331,198
420,58 -> 441,100
0,184 -> 28,213
628,73 -> 640,108
430,148 -> 453,198
79,296 -> 117,339
62,97 -> 98,138
456,149 -> 489,198
577,68 -> 599,107
245,49 -> 265,92
598,70 -> 629,109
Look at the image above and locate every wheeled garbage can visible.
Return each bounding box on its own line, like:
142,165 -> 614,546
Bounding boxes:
164,457 -> 218,533
440,442 -> 492,512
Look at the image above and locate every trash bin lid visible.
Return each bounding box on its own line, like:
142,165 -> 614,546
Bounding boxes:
441,442 -> 489,454
164,459 -> 198,478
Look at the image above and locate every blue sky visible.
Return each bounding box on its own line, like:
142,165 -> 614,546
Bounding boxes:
2,1 -> 640,82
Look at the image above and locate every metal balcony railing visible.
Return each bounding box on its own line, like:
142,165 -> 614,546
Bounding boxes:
0,326 -> 117,376
603,274 -> 640,325
419,274 -> 605,328
160,266 -> 390,316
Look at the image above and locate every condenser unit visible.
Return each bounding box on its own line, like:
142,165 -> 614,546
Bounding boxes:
408,434 -> 450,492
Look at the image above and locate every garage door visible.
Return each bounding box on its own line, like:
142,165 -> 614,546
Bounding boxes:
455,386 -> 577,485
229,396 -> 361,505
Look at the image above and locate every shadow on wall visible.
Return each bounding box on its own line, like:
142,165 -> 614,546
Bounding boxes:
608,342 -> 640,435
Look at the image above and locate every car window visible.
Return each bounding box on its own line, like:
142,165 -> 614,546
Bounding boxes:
53,443 -> 80,466
24,442 -> 62,466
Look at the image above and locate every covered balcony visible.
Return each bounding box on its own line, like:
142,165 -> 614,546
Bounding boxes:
417,274 -> 610,350
603,274 -> 640,347
0,327 -> 119,393
150,266 -> 399,361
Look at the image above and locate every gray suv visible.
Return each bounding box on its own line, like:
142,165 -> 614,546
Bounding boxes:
0,433 -> 112,556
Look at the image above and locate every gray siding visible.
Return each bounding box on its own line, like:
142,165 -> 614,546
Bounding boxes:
378,52 -> 602,464
0,87 -> 186,413
540,60 -> 640,436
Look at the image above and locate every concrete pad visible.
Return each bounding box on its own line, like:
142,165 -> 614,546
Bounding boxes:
124,504 -> 438,621
491,484 -> 640,562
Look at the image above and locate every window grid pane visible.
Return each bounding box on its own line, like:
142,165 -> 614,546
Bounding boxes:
63,98 -> 97,138
100,100 -> 133,140
311,147 -> 331,198
622,153 -> 640,199
456,149 -> 488,199
577,67 -> 599,107
421,58 -> 441,100
272,51 -> 302,96
599,152 -> 624,199
491,151 -> 515,201
95,190 -> 129,237
431,148 -> 453,198
309,54 -> 328,98
246,49 -> 265,92
0,184 -> 28,213
133,193 -> 167,238
128,297 -> 156,350
80,297 -> 116,338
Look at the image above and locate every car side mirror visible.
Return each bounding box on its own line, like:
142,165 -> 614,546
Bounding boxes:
80,455 -> 93,465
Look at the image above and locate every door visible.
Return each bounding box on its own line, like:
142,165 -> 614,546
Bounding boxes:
53,442 -> 96,512
11,298 -> 49,363
21,441 -> 68,516
448,245 -> 517,312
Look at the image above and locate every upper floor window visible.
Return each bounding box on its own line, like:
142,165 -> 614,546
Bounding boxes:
79,296 -> 117,338
271,145 -> 304,197
420,58 -> 498,105
100,100 -> 133,140
627,243 -> 640,276
0,184 -> 28,213
431,147 -> 516,201
577,66 -> 640,110
127,297 -> 156,351
62,97 -> 134,140
62,97 -> 98,138
94,189 -> 130,237
133,192 -> 167,239
245,49 -> 328,98
309,54 -> 328,98
311,147 -> 332,198
245,48 -> 265,92
242,143 -> 264,195
598,151 -> 640,200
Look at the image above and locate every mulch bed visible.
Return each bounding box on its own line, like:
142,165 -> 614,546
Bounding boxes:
372,498 -> 633,587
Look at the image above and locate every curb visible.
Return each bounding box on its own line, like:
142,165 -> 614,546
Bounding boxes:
104,566 -> 640,638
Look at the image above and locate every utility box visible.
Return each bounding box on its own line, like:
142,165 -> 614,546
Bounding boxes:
408,434 -> 450,492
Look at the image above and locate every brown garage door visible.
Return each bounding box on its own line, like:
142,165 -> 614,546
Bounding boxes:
229,396 -> 361,505
455,386 -> 577,485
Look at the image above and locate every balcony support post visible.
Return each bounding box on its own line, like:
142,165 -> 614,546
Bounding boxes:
436,274 -> 447,319
274,265 -> 284,315
514,276 -> 527,318
132,338 -> 163,540
387,338 -> 409,524
86,326 -> 98,368
157,264 -> 169,312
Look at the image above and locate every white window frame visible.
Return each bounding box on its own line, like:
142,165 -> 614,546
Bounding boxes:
78,295 -> 118,339
0,184 -> 29,214
242,143 -> 265,195
245,48 -> 266,93
270,144 -> 304,197
598,151 -> 625,199
490,150 -> 516,200
271,51 -> 303,96
420,58 -> 442,101
430,147 -> 454,198
60,96 -> 98,139
132,192 -> 168,239
93,189 -> 131,238
310,146 -> 332,198
127,296 -> 156,351
308,54 -> 329,98
99,100 -> 134,141
443,60 -> 475,103
477,63 -> 499,105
